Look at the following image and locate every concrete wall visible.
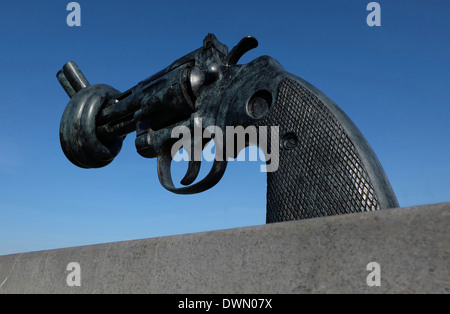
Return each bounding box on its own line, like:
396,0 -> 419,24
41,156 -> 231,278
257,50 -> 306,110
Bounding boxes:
0,202 -> 448,294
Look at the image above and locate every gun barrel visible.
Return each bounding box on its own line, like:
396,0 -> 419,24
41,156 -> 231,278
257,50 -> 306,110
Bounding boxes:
63,61 -> 90,92
96,63 -> 195,142
94,91 -> 138,141
57,70 -> 76,98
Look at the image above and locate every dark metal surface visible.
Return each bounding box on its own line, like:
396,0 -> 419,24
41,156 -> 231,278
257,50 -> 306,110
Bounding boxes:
59,84 -> 123,168
225,36 -> 258,66
262,79 -> 388,222
57,34 -> 399,222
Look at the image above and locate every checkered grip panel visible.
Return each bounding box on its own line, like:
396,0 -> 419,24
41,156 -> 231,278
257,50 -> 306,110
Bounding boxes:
259,78 -> 380,223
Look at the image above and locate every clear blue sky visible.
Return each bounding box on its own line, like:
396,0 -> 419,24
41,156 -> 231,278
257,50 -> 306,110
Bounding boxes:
0,0 -> 449,255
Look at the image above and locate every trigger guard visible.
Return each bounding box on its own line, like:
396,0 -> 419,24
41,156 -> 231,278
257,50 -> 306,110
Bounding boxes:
157,140 -> 228,195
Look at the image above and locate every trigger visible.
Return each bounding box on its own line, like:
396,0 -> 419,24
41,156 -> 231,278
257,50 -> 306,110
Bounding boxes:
180,160 -> 201,186
179,137 -> 212,186
157,138 -> 228,195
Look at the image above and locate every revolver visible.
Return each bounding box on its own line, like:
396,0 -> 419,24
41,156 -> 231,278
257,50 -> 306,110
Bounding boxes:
57,34 -> 399,223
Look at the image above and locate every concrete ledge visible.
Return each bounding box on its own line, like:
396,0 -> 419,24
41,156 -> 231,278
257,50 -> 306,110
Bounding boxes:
0,202 -> 449,294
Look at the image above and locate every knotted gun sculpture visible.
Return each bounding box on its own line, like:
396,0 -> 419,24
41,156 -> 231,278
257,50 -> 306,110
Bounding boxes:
57,34 -> 398,223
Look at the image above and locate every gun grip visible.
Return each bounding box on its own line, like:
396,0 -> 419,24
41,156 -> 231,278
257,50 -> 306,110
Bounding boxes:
257,76 -> 399,223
